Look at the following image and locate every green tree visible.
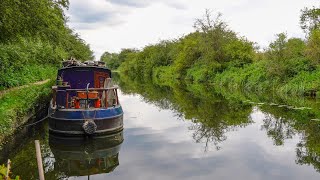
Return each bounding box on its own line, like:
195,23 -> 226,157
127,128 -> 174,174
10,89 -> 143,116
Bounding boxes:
305,29 -> 320,65
267,33 -> 287,61
300,6 -> 320,34
0,0 -> 66,43
265,33 -> 310,79
100,51 -> 120,69
0,0 -> 94,88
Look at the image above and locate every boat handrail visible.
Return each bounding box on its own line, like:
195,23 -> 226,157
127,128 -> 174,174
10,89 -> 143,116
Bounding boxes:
52,86 -> 120,109
64,86 -> 119,92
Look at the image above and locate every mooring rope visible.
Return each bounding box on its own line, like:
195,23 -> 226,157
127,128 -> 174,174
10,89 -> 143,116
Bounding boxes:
16,111 -> 55,129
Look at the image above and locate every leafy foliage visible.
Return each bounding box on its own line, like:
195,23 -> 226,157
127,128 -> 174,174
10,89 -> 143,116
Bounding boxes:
112,11 -> 254,83
264,33 -> 312,79
101,49 -> 138,70
0,81 -> 53,140
0,0 -> 93,89
100,52 -> 119,69
306,29 -> 320,65
300,6 -> 320,34
0,164 -> 20,180
103,8 -> 320,96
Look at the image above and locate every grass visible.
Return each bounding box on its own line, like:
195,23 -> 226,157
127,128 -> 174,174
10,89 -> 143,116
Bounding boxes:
213,62 -> 273,92
279,69 -> 320,96
213,62 -> 320,97
0,80 -> 54,142
0,65 -> 57,90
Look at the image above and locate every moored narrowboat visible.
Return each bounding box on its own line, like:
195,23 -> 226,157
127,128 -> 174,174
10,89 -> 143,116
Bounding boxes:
48,60 -> 123,135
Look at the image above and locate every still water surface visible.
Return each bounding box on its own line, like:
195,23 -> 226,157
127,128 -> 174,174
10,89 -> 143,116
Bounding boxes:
1,76 -> 320,179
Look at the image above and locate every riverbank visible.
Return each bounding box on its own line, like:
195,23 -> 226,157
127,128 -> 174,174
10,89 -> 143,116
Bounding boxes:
102,9 -> 320,97
115,42 -> 320,97
0,79 -> 54,144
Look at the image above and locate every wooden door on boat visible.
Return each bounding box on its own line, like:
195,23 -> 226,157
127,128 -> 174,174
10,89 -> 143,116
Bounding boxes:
94,71 -> 109,88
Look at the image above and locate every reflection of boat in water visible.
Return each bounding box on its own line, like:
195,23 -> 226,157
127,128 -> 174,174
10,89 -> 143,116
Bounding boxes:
49,130 -> 123,177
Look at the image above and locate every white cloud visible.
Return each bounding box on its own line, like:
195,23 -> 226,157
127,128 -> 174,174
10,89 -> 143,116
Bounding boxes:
67,0 -> 316,60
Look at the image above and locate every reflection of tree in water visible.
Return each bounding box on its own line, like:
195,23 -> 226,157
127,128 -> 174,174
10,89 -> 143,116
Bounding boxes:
174,87 -> 253,152
261,113 -> 297,146
117,73 -> 320,171
296,142 -> 320,172
260,105 -> 320,173
296,122 -> 320,172
116,74 -> 253,151
189,114 -> 253,152
189,122 -> 227,151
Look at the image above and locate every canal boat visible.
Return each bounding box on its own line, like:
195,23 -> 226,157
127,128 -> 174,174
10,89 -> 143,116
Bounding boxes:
48,59 -> 123,135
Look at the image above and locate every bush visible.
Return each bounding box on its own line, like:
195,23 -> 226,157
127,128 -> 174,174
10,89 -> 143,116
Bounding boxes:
280,68 -> 320,95
0,38 -> 64,89
264,34 -> 312,79
214,62 -> 272,92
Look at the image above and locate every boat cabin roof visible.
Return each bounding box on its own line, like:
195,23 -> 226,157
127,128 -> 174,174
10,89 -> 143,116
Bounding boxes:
58,66 -> 111,74
57,66 -> 112,90
58,66 -> 112,78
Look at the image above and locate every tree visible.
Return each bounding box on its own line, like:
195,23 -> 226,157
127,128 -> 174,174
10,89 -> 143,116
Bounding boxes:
0,0 -> 68,43
305,30 -> 320,65
100,51 -> 119,69
267,33 -> 287,61
300,6 -> 320,34
0,0 -> 93,60
265,33 -> 312,79
193,9 -> 238,63
0,0 -> 94,88
193,10 -> 254,69
285,38 -> 306,59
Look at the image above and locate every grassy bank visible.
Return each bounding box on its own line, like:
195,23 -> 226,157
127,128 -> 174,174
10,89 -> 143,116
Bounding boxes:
0,80 -> 54,143
0,65 -> 57,91
213,62 -> 320,96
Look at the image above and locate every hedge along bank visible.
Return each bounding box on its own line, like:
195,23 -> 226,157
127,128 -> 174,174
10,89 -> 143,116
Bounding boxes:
0,80 -> 54,144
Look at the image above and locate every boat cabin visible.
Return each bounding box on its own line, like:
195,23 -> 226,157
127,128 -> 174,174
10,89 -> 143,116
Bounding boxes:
52,61 -> 119,110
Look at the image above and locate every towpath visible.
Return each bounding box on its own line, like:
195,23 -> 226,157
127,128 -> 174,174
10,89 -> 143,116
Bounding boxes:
0,79 -> 50,99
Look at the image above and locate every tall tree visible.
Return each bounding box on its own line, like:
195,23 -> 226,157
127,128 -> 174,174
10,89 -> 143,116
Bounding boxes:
300,6 -> 320,34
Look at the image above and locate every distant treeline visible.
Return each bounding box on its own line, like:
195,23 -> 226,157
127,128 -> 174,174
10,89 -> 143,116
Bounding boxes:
101,7 -> 320,96
0,0 -> 93,89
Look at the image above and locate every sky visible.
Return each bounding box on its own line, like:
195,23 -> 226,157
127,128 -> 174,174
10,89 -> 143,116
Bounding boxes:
66,0 -> 317,60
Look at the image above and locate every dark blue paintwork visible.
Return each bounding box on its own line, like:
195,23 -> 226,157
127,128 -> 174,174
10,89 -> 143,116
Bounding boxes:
51,106 -> 123,120
57,66 -> 111,89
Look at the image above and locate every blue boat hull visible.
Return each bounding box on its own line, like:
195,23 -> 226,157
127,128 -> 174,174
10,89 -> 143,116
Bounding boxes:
49,105 -> 123,136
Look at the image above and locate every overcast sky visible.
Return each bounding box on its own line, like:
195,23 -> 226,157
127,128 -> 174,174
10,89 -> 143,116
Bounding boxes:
66,0 -> 317,60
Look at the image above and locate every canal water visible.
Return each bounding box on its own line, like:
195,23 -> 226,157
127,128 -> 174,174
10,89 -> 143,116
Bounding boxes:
1,74 -> 320,180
